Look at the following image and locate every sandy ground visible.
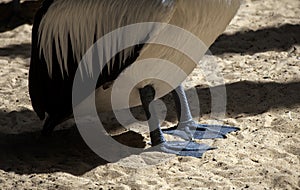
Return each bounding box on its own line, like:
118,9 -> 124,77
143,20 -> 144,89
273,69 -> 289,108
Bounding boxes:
0,0 -> 299,189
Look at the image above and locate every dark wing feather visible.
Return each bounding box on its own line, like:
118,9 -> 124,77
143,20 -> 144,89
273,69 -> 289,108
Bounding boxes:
29,0 -> 74,121
29,0 -> 145,125
29,0 -> 54,120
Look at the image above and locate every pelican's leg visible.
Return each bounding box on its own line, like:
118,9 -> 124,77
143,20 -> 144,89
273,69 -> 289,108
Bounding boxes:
42,115 -> 59,136
162,85 -> 239,140
41,112 -> 72,136
139,85 -> 165,146
139,85 -> 213,158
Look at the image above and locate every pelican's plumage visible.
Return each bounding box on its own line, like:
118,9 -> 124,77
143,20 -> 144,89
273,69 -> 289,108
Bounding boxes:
30,0 -> 240,118
29,0 -> 240,156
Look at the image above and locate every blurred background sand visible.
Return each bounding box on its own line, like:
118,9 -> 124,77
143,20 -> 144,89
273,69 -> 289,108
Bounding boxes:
0,0 -> 299,189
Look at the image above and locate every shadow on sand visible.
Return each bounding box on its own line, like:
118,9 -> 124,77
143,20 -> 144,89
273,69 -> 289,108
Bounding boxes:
0,0 -> 42,32
0,123 -> 146,176
0,81 -> 299,175
211,24 -> 300,55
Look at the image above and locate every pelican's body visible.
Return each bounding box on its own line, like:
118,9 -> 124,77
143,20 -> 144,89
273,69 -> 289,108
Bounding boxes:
29,0 -> 240,157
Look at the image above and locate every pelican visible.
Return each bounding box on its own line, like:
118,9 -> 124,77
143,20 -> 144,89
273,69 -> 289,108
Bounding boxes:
29,0 -> 241,157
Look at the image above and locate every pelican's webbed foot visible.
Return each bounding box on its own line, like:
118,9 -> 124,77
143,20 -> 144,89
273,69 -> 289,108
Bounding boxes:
148,141 -> 214,158
162,121 -> 240,140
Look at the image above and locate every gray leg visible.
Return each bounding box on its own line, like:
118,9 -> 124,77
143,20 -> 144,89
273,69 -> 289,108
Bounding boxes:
139,85 -> 213,158
162,85 -> 239,140
172,84 -> 193,123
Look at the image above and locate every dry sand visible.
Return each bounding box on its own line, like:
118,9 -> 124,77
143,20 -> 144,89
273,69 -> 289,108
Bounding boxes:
0,0 -> 299,189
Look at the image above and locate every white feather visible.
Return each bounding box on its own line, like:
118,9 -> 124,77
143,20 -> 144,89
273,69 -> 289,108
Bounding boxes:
38,0 -> 175,77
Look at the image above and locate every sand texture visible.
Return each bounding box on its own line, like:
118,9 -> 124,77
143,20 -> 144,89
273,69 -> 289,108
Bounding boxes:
0,0 -> 299,189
